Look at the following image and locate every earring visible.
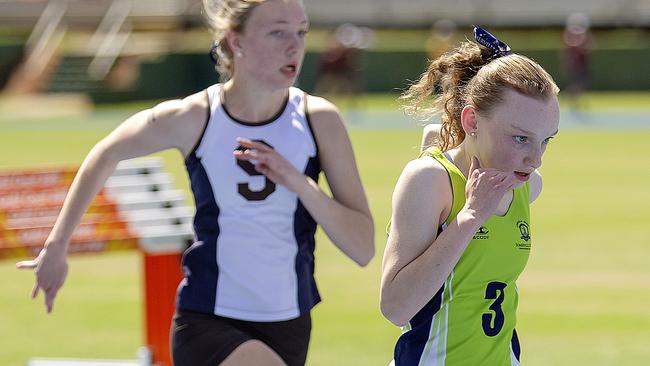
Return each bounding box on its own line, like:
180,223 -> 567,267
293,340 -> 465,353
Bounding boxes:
235,50 -> 243,58
470,132 -> 477,137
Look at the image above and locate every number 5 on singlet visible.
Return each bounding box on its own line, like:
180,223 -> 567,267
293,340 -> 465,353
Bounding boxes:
235,139 -> 276,201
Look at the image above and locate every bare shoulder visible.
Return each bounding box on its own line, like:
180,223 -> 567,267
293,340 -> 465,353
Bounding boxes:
151,90 -> 210,157
305,95 -> 344,131
304,95 -> 349,165
394,156 -> 452,223
306,94 -> 340,115
153,90 -> 208,127
423,123 -> 441,136
398,156 -> 451,198
389,155 -> 452,252
421,123 -> 442,151
528,169 -> 543,203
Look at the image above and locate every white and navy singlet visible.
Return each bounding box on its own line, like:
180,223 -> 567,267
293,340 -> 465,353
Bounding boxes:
177,84 -> 321,322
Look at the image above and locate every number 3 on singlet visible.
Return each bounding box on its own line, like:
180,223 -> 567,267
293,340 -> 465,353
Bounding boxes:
482,281 -> 507,337
235,140 -> 276,201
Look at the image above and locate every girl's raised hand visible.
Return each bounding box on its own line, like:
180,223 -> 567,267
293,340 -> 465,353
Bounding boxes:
464,156 -> 519,221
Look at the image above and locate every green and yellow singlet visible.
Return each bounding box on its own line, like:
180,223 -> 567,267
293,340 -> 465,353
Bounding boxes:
393,148 -> 532,366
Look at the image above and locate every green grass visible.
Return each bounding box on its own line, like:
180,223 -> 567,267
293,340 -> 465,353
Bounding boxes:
562,92 -> 650,111
1,112 -> 649,365
41,90 -> 650,114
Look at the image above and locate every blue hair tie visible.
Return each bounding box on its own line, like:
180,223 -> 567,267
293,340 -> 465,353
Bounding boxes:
473,26 -> 511,57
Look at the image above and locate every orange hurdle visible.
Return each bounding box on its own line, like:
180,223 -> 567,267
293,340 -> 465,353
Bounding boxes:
3,159 -> 193,366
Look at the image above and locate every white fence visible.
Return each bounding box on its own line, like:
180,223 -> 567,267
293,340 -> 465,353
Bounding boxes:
1,0 -> 648,27
303,0 -> 650,27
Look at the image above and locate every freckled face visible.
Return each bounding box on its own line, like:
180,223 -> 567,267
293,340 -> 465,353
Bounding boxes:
474,89 -> 560,186
233,0 -> 309,89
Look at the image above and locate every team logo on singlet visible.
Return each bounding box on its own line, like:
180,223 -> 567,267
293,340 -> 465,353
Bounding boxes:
515,220 -> 531,250
473,226 -> 489,240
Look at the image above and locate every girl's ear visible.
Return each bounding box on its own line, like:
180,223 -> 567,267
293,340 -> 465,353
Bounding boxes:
460,105 -> 478,135
225,29 -> 243,56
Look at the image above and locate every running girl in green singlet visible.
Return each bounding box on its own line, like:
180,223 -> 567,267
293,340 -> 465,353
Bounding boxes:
380,27 -> 560,365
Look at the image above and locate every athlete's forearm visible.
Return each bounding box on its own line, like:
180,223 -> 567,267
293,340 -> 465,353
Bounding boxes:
293,176 -> 374,266
45,142 -> 120,250
381,207 -> 483,326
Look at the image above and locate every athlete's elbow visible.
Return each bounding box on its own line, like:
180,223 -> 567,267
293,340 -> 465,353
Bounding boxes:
352,229 -> 375,267
335,215 -> 374,266
380,294 -> 409,327
79,140 -> 121,176
353,245 -> 374,267
90,138 -> 122,165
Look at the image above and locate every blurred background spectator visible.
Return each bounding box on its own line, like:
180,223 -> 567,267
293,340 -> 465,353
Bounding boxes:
314,23 -> 374,108
562,12 -> 592,111
425,19 -> 457,61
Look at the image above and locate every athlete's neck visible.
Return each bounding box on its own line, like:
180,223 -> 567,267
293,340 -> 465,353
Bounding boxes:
222,80 -> 289,124
447,144 -> 474,180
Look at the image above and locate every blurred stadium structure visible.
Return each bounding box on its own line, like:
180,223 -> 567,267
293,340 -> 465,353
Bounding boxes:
0,0 -> 648,102
304,0 -> 650,27
1,0 -> 649,27
0,0 -> 199,27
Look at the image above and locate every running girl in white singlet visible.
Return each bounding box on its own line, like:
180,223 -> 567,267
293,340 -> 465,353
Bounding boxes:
18,1 -> 374,365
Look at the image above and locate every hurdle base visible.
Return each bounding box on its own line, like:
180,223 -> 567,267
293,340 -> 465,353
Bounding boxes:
27,346 -> 152,366
28,360 -> 140,366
